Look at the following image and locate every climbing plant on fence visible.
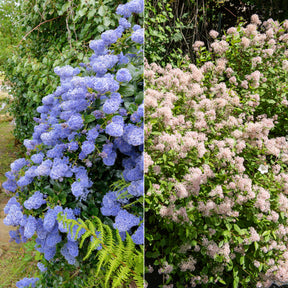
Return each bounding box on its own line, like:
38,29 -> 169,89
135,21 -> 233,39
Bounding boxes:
3,0 -> 144,287
5,0 -> 129,143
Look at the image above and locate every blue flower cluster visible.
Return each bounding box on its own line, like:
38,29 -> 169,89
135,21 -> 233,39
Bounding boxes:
16,277 -> 39,288
24,191 -> 46,210
116,0 -> 143,18
37,262 -> 47,272
3,0 -> 144,283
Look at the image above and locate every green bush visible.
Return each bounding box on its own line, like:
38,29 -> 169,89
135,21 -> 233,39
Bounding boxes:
144,0 -> 186,66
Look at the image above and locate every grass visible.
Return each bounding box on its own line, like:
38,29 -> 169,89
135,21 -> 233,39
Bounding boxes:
0,239 -> 39,288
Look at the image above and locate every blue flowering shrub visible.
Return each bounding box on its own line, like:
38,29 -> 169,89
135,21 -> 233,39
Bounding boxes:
3,1 -> 144,287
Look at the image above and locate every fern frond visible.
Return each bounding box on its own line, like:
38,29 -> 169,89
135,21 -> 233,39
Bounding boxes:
83,235 -> 102,260
112,265 -> 131,288
77,218 -> 87,227
114,229 -> 124,256
80,231 -> 92,248
95,236 -> 112,277
110,175 -> 130,192
94,217 -> 105,243
75,224 -> 84,240
123,232 -> 135,263
133,273 -> 145,288
59,214 -> 144,288
103,223 -> 114,248
87,219 -> 95,231
105,255 -> 122,288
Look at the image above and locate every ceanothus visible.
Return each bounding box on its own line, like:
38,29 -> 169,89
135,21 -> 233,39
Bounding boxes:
3,0 -> 144,285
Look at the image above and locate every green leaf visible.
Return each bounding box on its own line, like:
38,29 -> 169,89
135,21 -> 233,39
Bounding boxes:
97,25 -> 106,33
124,102 -> 137,113
233,267 -> 239,288
87,9 -> 96,19
84,114 -> 96,123
219,279 -> 226,285
223,230 -> 231,237
98,5 -> 106,16
233,276 -> 239,288
35,251 -> 42,261
171,32 -> 182,42
61,2 -> 70,14
104,18 -> 111,27
119,84 -> 135,97
145,251 -> 160,258
234,224 -> 245,235
265,99 -> 276,104
135,92 -> 143,104
78,8 -> 87,18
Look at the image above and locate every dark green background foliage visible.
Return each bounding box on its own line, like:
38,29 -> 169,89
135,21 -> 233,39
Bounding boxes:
145,0 -> 288,66
4,0 -> 127,143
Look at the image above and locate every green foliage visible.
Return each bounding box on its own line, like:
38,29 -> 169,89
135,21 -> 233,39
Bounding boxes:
145,0 -> 225,66
58,214 -> 144,288
0,0 -> 22,68
144,0 -> 186,66
145,0 -> 288,66
4,0 -> 127,143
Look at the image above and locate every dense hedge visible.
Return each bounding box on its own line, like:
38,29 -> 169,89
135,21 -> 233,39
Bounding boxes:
5,0 -> 129,143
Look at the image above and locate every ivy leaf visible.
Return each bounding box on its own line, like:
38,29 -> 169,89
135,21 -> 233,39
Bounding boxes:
87,9 -> 96,19
78,8 -> 87,18
98,5 -> 106,16
60,2 -> 70,15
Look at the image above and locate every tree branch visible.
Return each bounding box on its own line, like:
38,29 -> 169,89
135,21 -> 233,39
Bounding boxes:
17,16 -> 61,47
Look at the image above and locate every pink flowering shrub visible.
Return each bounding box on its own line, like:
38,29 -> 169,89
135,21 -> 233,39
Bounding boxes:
197,14 -> 288,138
145,15 -> 288,288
